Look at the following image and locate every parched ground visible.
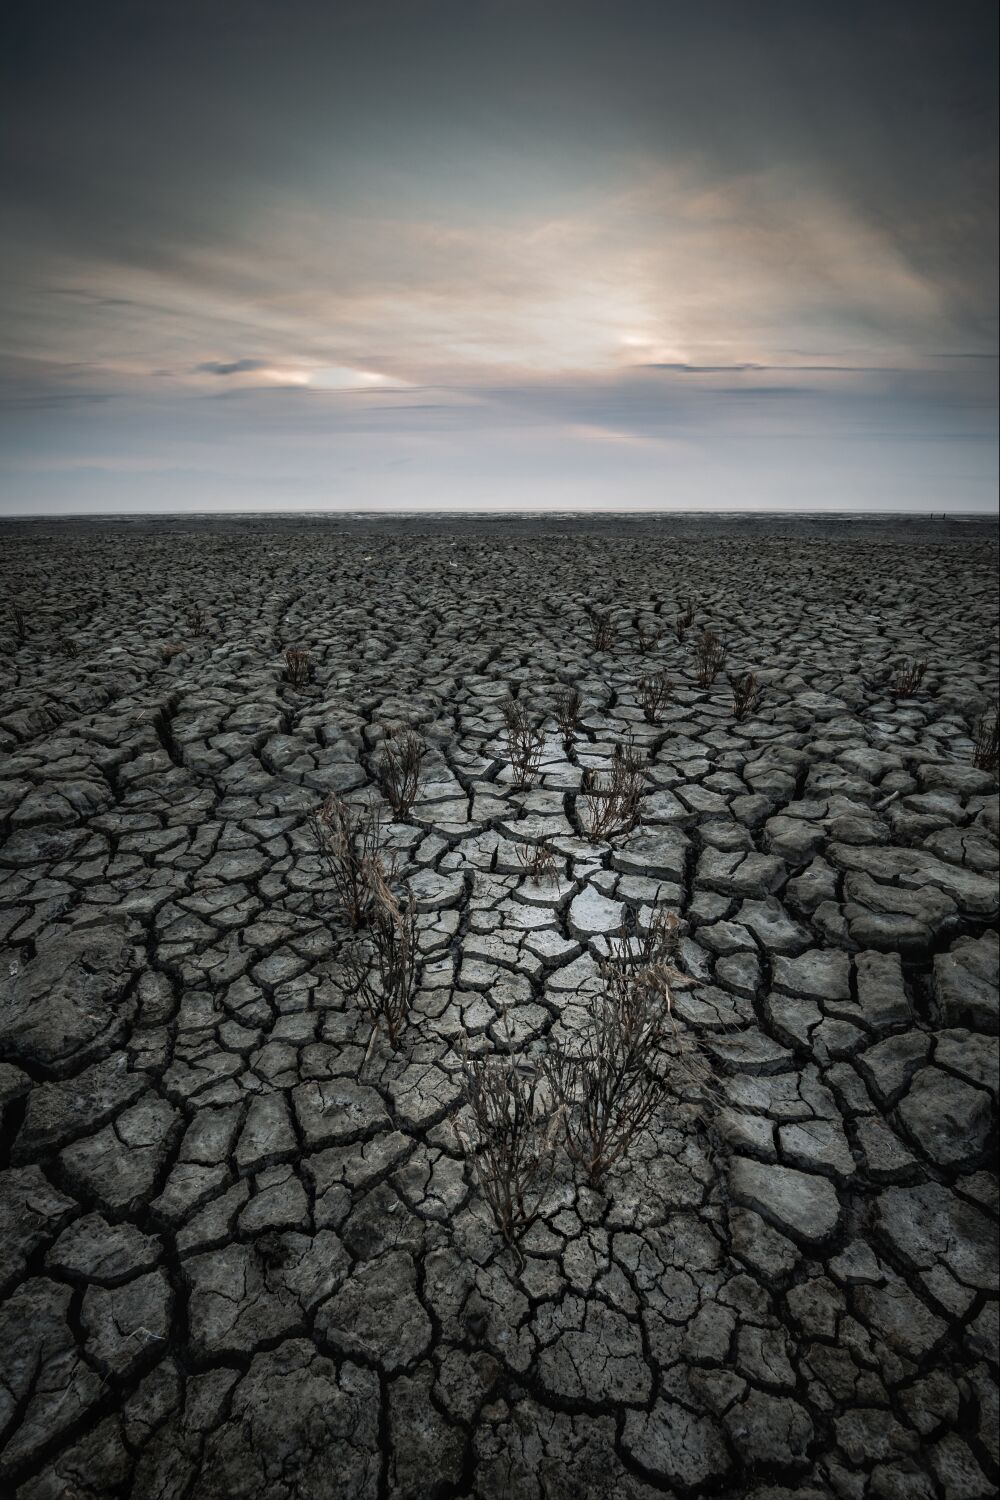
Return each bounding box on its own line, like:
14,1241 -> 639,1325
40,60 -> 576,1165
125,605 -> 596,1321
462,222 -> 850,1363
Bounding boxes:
0,513 -> 997,1500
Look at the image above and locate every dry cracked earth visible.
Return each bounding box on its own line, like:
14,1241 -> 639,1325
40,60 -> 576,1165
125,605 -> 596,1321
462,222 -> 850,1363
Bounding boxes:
0,513 -> 998,1500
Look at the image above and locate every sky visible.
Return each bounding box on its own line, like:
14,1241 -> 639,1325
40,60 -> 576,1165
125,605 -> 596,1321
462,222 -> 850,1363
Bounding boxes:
1,0 -> 997,514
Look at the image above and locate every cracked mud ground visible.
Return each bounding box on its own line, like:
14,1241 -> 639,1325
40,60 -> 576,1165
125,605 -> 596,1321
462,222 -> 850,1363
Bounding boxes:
1,513 -> 997,1500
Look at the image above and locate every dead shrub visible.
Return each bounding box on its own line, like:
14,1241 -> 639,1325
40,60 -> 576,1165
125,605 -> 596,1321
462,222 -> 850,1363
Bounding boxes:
10,608 -> 27,646
343,865 -> 419,1058
57,635 -> 79,659
973,702 -> 999,775
892,658 -> 927,696
730,670 -> 763,722
184,601 -> 207,637
693,629 -> 725,687
635,618 -> 661,654
502,695 -> 544,788
590,609 -> 618,652
377,725 -> 426,817
516,841 -> 559,884
312,793 -> 390,931
543,911 -> 698,1186
455,1042 -> 561,1255
580,734 -> 646,840
284,647 -> 312,688
554,686 -> 583,751
675,598 -> 695,642
638,669 -> 672,724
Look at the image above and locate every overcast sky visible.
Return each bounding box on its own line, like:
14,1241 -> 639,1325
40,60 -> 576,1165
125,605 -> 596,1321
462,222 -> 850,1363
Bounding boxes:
1,0 -> 996,513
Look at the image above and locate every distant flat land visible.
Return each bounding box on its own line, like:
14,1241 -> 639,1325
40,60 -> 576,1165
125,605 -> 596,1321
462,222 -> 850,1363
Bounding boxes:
1,512 -> 997,1498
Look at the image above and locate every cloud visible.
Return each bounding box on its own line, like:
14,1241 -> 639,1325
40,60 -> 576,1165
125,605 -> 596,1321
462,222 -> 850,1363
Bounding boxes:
196,358 -> 271,375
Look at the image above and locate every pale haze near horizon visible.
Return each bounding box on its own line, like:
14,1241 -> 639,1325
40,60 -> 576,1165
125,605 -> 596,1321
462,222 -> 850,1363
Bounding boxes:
1,0 -> 997,516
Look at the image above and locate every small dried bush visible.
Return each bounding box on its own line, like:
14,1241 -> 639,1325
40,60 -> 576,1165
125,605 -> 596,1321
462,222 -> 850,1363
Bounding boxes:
635,619 -> 661,654
343,866 -> 419,1057
693,629 -> 725,687
284,647 -> 312,688
638,669 -> 672,724
516,841 -> 558,884
554,686 -> 583,751
456,1043 -> 561,1255
184,601 -> 207,637
377,726 -> 426,817
974,702 -> 999,775
502,695 -> 544,788
543,912 -> 697,1186
730,670 -> 763,722
57,635 -> 79,659
312,793 -> 390,930
675,598 -> 695,642
580,734 -> 646,840
591,609 -> 618,652
892,658 -> 927,696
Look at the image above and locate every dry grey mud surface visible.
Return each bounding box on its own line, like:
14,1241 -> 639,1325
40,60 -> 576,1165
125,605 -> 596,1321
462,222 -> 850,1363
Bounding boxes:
0,513 -> 998,1500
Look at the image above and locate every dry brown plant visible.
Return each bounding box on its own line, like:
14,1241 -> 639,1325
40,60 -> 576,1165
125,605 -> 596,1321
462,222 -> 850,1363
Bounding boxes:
502,695 -> 544,788
377,725 -> 426,817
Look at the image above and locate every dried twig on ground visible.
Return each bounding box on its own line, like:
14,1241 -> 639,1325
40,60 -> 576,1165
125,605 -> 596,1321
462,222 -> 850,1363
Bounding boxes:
284,646 -> 311,688
377,725 -> 426,817
343,865 -> 419,1055
456,1042 -> 561,1255
693,629 -> 725,687
892,658 -> 927,696
730,670 -> 763,722
638,669 -> 672,724
502,695 -> 544,788
973,702 -> 999,775
544,912 -> 699,1186
580,734 -> 646,840
554,686 -> 583,751
312,793 -> 390,930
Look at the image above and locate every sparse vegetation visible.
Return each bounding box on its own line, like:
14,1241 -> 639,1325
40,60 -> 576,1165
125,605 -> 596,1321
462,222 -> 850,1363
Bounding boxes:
543,911 -> 697,1186
160,642 -> 185,663
456,1042 -> 561,1256
502,695 -> 545,788
312,793 -> 390,930
343,865 -> 419,1058
973,702 -> 998,775
377,725 -> 426,817
638,668 -> 672,724
635,618 -> 660,654
693,629 -> 725,686
554,685 -> 583,751
730,670 -> 763,721
516,840 -> 559,884
10,607 -> 27,646
590,608 -> 617,652
57,635 -> 79,659
892,657 -> 927,696
580,734 -> 646,840
675,598 -> 695,642
284,646 -> 312,688
184,601 -> 207,636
